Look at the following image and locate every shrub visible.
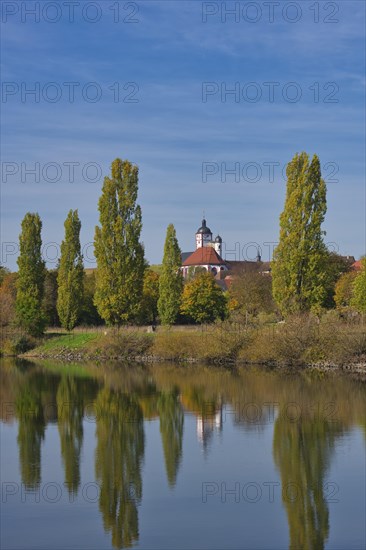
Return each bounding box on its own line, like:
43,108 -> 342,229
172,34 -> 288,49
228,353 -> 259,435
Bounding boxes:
10,335 -> 37,354
152,322 -> 249,362
152,331 -> 202,360
239,315 -> 321,366
319,320 -> 366,363
273,315 -> 321,365
239,314 -> 366,366
88,329 -> 153,358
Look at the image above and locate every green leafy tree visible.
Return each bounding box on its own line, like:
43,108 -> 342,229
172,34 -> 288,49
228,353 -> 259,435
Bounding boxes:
180,271 -> 227,323
272,153 -> 329,315
186,266 -> 206,281
0,272 -> 17,327
158,224 -> 183,325
0,265 -> 10,285
323,253 -> 353,308
43,269 -> 59,326
57,210 -> 84,331
351,258 -> 366,313
334,270 -> 357,308
229,265 -> 275,316
139,269 -> 160,324
94,159 -> 145,325
79,270 -> 103,325
16,213 -> 46,336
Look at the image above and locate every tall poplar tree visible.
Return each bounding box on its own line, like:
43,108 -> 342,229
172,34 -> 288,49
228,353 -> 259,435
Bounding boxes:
158,224 -> 182,325
272,153 -> 329,314
57,209 -> 84,331
94,158 -> 145,325
16,213 -> 46,336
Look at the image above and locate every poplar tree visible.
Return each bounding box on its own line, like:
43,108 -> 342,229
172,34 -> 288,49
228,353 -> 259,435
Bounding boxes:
272,153 -> 329,314
16,213 -> 46,336
158,224 -> 183,325
57,210 -> 84,331
94,158 -> 145,325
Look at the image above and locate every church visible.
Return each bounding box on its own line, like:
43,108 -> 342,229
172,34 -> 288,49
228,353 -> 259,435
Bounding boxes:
180,217 -> 360,289
181,217 -> 269,284
181,218 -> 228,279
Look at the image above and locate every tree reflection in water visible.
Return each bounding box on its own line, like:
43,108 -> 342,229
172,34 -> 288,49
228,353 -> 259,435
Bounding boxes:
56,375 -> 84,496
15,376 -> 46,490
157,388 -> 184,487
2,359 -> 365,550
95,387 -> 144,549
273,413 -> 342,550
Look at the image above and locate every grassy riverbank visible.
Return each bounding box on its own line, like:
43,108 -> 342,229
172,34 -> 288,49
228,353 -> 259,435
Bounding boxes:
15,315 -> 366,371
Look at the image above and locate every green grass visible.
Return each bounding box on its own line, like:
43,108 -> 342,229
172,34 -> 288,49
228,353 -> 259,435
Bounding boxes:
26,332 -> 101,355
24,329 -> 153,359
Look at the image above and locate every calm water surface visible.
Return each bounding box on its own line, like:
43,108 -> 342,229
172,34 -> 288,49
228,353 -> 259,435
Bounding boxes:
1,359 -> 365,549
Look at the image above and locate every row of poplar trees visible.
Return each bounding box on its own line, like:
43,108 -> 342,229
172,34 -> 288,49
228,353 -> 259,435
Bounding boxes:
15,158 -> 183,335
16,210 -> 84,336
15,153 -> 365,336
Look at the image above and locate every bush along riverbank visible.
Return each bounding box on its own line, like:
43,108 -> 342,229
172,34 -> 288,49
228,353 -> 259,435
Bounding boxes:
13,314 -> 366,373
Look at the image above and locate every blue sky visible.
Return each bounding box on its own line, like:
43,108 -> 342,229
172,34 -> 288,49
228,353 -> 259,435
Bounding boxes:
1,0 -> 365,270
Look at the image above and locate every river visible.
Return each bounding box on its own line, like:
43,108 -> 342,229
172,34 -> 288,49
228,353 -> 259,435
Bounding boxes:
1,358 -> 365,549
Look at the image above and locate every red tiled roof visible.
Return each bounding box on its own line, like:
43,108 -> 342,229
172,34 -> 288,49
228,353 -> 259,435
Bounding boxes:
182,247 -> 226,266
352,260 -> 363,271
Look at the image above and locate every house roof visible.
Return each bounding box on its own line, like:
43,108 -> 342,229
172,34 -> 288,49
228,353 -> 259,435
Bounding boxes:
341,255 -> 356,264
352,260 -> 363,271
228,260 -> 271,272
181,251 -> 194,263
182,247 -> 226,266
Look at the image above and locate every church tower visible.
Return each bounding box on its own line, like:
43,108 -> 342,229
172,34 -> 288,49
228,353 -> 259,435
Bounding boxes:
195,218 -> 213,249
214,235 -> 222,257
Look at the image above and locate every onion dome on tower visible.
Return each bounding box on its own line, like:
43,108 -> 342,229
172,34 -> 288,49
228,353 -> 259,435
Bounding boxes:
195,218 -> 213,249
214,235 -> 222,256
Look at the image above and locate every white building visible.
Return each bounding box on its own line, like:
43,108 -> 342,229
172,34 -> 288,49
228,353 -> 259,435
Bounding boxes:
181,218 -> 228,279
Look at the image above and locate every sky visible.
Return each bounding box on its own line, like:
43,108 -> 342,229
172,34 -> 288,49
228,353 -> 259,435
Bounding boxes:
1,0 -> 365,271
